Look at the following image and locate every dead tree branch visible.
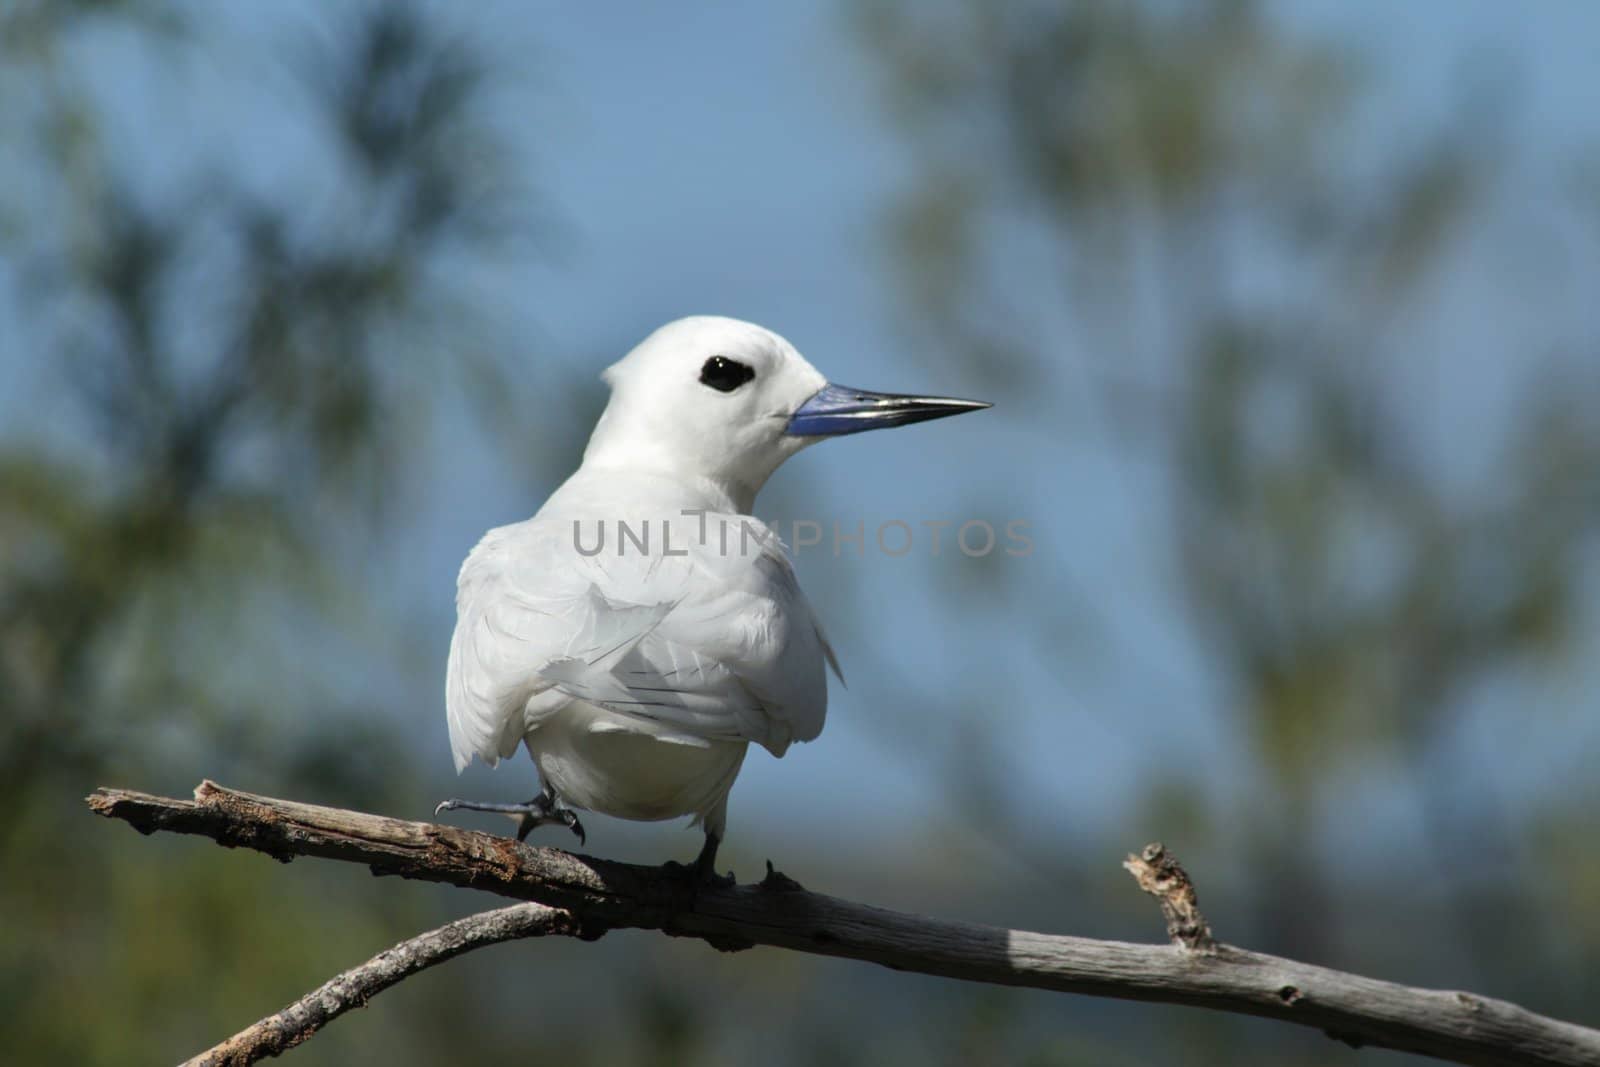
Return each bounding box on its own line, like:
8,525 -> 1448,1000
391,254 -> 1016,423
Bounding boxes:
182,903 -> 581,1067
89,782 -> 1600,1067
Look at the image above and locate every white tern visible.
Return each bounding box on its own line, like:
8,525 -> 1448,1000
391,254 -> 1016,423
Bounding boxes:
438,316 -> 988,882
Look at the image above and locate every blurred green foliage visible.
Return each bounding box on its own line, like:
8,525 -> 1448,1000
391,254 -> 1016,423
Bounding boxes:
1,2 -> 1596,1065
0,0 -> 518,793
0,3 -> 538,1061
856,0 -> 1599,1027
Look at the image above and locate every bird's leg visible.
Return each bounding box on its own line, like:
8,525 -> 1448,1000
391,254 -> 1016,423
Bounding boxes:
434,785 -> 586,846
693,831 -> 722,881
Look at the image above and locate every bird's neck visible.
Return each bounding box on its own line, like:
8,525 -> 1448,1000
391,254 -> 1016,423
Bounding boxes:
579,411 -> 768,514
563,459 -> 758,516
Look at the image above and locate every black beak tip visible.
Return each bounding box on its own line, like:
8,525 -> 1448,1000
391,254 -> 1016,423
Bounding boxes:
923,397 -> 992,419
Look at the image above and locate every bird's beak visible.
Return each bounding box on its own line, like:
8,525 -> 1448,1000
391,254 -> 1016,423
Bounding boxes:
785,383 -> 991,438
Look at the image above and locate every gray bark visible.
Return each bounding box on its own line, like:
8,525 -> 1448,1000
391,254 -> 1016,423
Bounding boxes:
88,782 -> 1600,1067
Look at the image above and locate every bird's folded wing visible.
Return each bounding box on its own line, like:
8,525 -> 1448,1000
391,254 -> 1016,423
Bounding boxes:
445,517 -> 835,772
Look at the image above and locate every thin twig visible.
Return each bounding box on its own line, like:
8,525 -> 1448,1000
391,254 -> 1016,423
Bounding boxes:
1123,842 -> 1216,952
88,782 -> 1600,1067
183,904 -> 582,1067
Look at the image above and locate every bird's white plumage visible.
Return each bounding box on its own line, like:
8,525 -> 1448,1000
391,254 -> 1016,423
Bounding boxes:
446,493 -> 836,770
445,318 -> 843,838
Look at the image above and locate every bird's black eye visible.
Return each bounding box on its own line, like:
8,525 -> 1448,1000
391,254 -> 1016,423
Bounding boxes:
699,355 -> 756,393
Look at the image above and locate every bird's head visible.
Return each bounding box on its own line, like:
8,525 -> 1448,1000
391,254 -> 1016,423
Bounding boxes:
584,316 -> 989,510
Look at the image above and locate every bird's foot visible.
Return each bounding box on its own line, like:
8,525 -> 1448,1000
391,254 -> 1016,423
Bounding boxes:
434,789 -> 586,846
663,832 -> 734,889
662,860 -> 737,889
662,859 -> 736,889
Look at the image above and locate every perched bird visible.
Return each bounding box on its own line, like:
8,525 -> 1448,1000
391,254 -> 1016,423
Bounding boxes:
437,316 -> 987,882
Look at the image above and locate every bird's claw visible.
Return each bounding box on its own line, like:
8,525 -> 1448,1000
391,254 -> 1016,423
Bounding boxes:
662,858 -> 735,889
433,789 -> 586,847
520,807 -> 585,846
662,830 -> 735,889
